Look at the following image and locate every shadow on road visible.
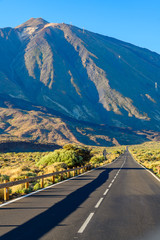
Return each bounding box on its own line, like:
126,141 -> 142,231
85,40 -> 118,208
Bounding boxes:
0,167 -> 112,240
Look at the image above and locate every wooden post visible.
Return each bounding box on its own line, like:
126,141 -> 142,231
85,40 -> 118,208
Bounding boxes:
77,168 -> 80,175
158,166 -> 160,174
67,169 -> 70,178
25,176 -> 29,189
52,172 -> 55,184
61,173 -> 63,181
81,166 -> 84,173
4,180 -> 9,201
73,167 -> 76,177
40,177 -> 44,188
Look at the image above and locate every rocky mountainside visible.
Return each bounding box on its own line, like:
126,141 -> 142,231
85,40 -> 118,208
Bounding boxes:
0,18 -> 160,146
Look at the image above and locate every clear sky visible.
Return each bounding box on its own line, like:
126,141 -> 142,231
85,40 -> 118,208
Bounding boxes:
0,0 -> 160,54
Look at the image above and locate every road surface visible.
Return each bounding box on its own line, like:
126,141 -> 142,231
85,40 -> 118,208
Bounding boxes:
0,151 -> 160,240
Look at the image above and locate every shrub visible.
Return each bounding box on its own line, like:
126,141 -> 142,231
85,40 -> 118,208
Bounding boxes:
17,186 -> 32,195
63,144 -> 91,162
26,172 -> 37,177
1,175 -> 10,181
37,145 -> 91,168
90,156 -> 104,164
37,150 -> 60,167
33,183 -> 40,191
45,162 -> 67,173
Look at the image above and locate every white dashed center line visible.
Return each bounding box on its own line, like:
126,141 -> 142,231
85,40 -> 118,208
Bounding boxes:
95,197 -> 104,208
78,212 -> 94,233
103,188 -> 109,196
78,159 -> 126,234
108,183 -> 112,188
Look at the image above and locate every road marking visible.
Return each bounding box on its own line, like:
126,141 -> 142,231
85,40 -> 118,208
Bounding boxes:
108,183 -> 112,188
0,154 -> 126,208
130,152 -> 160,183
0,159 -> 118,208
78,212 -> 94,233
103,188 -> 109,196
95,197 -> 104,208
77,155 -> 126,234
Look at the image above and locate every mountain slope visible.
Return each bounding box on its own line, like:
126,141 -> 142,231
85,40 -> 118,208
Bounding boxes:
0,18 -> 160,146
0,94 -> 157,146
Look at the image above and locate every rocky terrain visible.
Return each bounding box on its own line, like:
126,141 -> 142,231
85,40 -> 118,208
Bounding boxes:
0,18 -> 160,146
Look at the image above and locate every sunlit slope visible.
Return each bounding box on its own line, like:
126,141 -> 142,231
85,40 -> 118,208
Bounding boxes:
0,18 -> 160,145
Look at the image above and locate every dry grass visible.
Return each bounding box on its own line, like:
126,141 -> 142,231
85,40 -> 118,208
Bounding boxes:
129,141 -> 160,178
0,145 -> 125,202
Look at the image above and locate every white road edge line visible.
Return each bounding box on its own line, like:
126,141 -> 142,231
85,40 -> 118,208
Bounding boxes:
0,153 -> 125,208
95,197 -> 104,208
103,188 -> 109,196
0,170 -> 98,208
78,212 -> 94,233
130,152 -> 160,183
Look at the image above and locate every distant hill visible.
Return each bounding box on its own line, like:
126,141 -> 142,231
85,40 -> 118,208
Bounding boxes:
0,18 -> 160,146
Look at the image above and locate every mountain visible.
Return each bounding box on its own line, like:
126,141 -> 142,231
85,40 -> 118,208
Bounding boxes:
0,17 -> 160,146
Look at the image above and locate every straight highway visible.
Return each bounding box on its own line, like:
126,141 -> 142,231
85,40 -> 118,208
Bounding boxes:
0,151 -> 160,240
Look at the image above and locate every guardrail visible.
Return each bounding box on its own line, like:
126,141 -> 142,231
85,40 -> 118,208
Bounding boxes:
0,165 -> 92,202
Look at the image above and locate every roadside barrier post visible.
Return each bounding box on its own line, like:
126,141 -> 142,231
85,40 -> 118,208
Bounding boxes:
0,164 -> 95,202
25,176 -> 29,189
73,167 -> 76,177
4,180 -> 9,201
67,169 -> 70,178
61,173 -> 63,181
40,177 -> 44,188
52,173 -> 55,184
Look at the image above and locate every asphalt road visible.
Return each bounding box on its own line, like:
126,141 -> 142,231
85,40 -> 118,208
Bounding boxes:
0,151 -> 160,240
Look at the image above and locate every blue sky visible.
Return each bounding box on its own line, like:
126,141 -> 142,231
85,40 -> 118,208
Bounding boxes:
0,0 -> 160,54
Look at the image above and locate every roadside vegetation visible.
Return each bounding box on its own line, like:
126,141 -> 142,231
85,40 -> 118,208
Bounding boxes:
0,144 -> 124,202
129,141 -> 160,178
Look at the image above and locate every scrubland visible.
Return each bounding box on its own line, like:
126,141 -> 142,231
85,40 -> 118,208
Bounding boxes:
129,141 -> 160,178
0,144 -> 124,202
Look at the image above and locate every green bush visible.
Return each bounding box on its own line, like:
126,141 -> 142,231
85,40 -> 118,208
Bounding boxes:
1,175 -> 10,181
90,156 -> 104,164
37,145 -> 91,168
17,186 -> 32,195
63,144 -> 91,162
26,172 -> 37,177
33,183 -> 40,191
